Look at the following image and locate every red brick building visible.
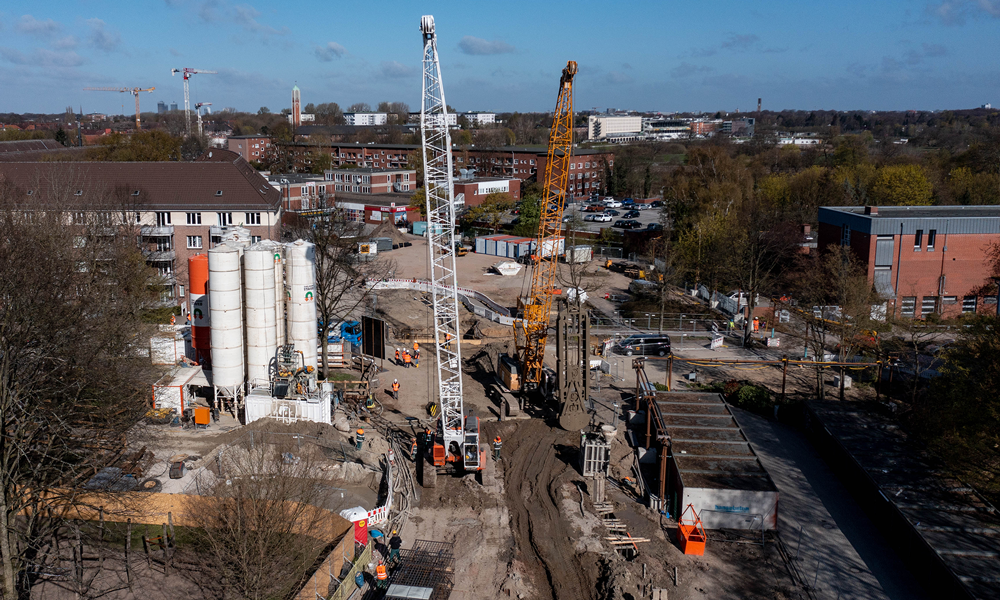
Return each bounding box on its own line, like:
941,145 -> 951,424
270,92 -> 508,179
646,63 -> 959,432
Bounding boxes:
817,205 -> 1000,318
453,177 -> 521,207
227,135 -> 273,163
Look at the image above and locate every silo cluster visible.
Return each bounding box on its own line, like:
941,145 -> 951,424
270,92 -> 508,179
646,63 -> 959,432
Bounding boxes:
187,234 -> 319,414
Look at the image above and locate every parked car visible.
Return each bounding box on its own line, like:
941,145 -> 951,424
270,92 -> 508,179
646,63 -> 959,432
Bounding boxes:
613,219 -> 628,228
586,213 -> 613,222
604,209 -> 620,216
646,223 -> 664,231
623,210 -> 640,218
614,334 -> 672,357
604,201 -> 622,209
651,200 -> 664,208
603,196 -> 615,202
622,198 -> 635,206
614,219 -> 642,229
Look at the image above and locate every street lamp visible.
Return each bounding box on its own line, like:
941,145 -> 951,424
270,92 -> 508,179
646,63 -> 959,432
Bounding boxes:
645,313 -> 651,329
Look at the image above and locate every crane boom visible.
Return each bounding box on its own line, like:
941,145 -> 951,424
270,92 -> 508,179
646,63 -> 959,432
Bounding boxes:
420,15 -> 478,471
171,68 -> 217,136
515,61 -> 577,391
83,87 -> 155,130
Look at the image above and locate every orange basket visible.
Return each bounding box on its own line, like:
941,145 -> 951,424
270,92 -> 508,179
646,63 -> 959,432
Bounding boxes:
677,504 -> 706,556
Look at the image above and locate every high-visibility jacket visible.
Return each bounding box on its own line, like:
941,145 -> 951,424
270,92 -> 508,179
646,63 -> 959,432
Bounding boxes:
403,353 -> 411,364
395,350 -> 400,361
392,382 -> 400,392
413,341 -> 419,353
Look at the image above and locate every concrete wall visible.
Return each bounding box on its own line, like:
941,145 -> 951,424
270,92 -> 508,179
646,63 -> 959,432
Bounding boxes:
680,486 -> 779,530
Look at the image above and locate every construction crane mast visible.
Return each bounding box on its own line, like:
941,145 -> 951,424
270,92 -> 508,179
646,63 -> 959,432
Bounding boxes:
83,87 -> 155,130
195,102 -> 212,136
515,61 -> 578,393
419,14 -> 482,483
171,68 -> 217,136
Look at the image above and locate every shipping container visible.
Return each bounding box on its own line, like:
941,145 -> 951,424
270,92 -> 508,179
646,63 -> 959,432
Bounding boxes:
564,245 -> 593,264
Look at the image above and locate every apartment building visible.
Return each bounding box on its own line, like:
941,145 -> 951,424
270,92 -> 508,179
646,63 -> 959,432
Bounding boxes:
227,135 -> 273,163
343,113 -> 388,126
587,115 -> 643,140
325,167 -> 416,194
818,205 -> 1000,318
0,149 -> 281,309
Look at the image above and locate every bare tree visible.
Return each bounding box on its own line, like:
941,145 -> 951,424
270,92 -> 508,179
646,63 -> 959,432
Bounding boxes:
185,440 -> 332,600
0,175 -> 160,598
283,212 -> 395,379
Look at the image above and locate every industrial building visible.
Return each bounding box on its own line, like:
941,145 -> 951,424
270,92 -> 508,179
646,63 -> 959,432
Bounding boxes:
644,392 -> 779,530
0,149 -> 282,309
818,205 -> 1000,318
587,115 -> 643,140
453,176 -> 521,207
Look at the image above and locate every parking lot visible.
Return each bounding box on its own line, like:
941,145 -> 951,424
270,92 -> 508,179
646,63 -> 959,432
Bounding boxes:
565,199 -> 665,233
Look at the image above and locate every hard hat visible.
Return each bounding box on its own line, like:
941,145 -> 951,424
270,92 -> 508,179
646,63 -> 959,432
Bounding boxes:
394,378 -> 398,382
392,529 -> 397,534
357,428 -> 364,434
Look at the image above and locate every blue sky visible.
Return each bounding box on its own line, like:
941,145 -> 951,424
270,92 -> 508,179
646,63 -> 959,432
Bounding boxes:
1,0 -> 998,116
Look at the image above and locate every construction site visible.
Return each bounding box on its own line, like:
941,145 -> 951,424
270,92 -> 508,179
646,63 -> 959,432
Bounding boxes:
38,14 -> 1000,600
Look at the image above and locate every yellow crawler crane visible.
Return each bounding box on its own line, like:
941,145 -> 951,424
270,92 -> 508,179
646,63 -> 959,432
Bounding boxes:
514,60 -> 577,393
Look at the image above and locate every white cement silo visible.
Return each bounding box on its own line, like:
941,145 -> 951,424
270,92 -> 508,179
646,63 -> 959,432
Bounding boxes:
270,242 -> 286,348
208,246 -> 245,393
285,239 -> 318,371
244,244 -> 277,386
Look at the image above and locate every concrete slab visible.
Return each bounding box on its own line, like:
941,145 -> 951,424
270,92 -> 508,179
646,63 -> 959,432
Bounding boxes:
733,407 -> 930,600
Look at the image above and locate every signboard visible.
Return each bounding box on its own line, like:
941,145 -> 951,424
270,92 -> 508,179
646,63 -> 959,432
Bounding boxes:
710,336 -> 724,350
354,518 -> 368,545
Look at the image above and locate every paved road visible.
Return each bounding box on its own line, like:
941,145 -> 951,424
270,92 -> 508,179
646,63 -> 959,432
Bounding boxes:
732,408 -> 930,600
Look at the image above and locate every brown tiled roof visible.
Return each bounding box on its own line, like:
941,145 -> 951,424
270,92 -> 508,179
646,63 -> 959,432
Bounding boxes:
0,140 -> 66,154
0,156 -> 281,211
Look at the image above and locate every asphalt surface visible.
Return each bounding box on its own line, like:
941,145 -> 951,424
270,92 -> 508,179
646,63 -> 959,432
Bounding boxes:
565,201 -> 664,233
733,408 -> 931,600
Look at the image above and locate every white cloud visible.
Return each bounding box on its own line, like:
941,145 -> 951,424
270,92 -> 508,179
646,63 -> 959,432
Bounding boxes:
87,19 -> 121,52
457,36 -> 515,56
233,4 -> 288,37
928,0 -> 1000,24
606,71 -> 633,85
0,47 -> 85,67
314,42 -> 346,62
53,36 -> 78,50
380,60 -> 415,78
15,15 -> 61,37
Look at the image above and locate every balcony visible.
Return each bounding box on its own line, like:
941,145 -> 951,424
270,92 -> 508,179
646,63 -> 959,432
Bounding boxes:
140,225 -> 174,237
143,249 -> 176,262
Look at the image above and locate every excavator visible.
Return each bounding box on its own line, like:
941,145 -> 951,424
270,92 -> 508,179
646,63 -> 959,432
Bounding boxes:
497,61 -> 577,410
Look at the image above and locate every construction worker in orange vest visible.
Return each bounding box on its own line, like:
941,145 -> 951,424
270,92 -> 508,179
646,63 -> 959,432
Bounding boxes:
409,437 -> 418,461
403,351 -> 412,368
395,348 -> 401,366
355,428 -> 365,450
375,563 -> 388,589
444,332 -> 452,350
493,436 -> 502,460
392,379 -> 400,400
413,341 -> 419,357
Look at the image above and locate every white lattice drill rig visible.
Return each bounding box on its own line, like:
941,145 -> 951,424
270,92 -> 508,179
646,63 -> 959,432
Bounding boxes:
418,14 -> 485,487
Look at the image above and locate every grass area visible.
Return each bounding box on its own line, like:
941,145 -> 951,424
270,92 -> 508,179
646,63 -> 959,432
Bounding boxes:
322,371 -> 359,382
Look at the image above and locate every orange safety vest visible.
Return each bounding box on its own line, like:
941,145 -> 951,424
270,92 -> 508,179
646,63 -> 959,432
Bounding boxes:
403,353 -> 411,363
392,382 -> 400,392
395,350 -> 400,360
413,341 -> 419,352
376,564 -> 387,580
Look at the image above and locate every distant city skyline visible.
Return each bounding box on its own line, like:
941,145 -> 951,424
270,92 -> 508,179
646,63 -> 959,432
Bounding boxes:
1,0 -> 998,116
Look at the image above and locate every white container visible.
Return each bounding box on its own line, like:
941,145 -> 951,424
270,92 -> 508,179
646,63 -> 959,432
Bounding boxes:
286,240 -> 318,371
208,246 -> 244,389
244,245 -> 277,386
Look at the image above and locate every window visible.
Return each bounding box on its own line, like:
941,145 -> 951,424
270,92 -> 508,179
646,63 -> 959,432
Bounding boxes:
874,267 -> 893,296
921,296 -> 937,315
215,190 -> 223,197
914,229 -> 923,249
186,212 -> 201,225
132,190 -> 140,196
187,236 -> 203,249
74,190 -> 83,196
570,163 -> 576,169
245,212 -> 261,225
217,212 -> 232,226
73,211 -> 86,224
210,235 -> 222,246
963,296 -> 978,313
73,236 -> 86,248
901,296 -> 916,317
178,284 -> 185,297
251,236 -> 262,243
135,212 -> 141,224
942,296 -> 958,305
927,229 -> 937,250
156,212 -> 171,226
841,224 -> 851,246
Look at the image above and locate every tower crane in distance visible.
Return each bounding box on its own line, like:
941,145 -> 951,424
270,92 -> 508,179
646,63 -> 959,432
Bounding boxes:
513,61 -> 578,402
418,14 -> 485,488
195,102 -> 212,136
171,68 -> 217,136
83,87 -> 155,130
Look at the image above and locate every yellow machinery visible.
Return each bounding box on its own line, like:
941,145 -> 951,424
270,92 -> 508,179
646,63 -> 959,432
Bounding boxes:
514,61 -> 577,392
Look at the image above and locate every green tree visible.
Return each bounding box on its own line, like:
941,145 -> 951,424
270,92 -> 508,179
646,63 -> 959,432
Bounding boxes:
511,194 -> 540,237
54,127 -> 69,146
870,164 -> 933,205
464,192 -> 514,232
408,187 -> 427,220
258,106 -> 271,115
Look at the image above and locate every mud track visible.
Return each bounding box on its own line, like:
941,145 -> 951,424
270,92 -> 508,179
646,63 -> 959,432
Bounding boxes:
494,418 -> 599,600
